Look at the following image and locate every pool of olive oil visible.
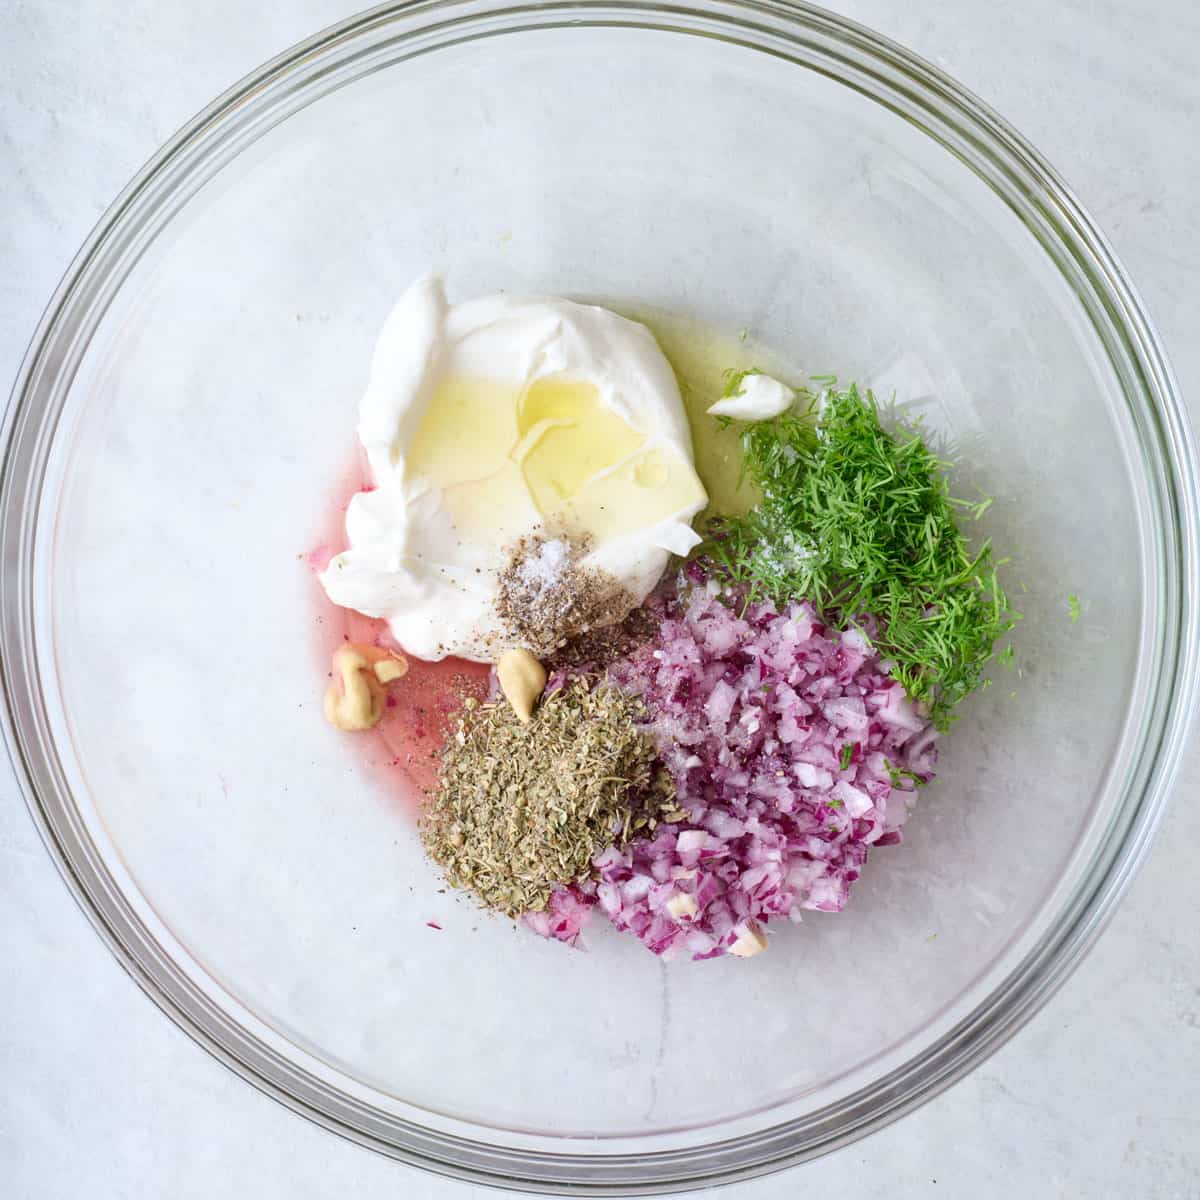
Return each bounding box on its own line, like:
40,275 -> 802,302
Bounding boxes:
408,298 -> 795,536
612,305 -> 795,522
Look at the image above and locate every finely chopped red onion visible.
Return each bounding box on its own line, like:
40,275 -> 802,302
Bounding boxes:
524,577 -> 938,959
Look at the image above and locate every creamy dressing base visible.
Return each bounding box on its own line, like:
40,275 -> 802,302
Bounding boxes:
313,303 -> 798,804
320,279 -> 711,661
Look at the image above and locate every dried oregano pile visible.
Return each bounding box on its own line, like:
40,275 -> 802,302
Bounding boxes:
421,678 -> 681,917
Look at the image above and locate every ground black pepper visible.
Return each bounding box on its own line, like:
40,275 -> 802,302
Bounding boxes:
495,531 -> 635,657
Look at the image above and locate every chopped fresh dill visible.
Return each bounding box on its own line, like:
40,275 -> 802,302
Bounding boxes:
1067,593 -> 1081,623
719,365 -> 764,404
700,381 -> 1016,730
885,760 -> 926,789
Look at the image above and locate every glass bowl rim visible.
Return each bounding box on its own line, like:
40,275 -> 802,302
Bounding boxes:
2,0 -> 1197,1191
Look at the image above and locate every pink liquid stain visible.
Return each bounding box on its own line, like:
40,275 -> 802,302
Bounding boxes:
306,454 -> 489,813
306,543 -> 336,573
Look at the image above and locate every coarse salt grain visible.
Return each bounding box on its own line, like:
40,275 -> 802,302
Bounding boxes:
518,537 -> 571,591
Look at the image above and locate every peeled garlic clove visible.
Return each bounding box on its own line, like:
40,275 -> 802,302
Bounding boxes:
665,892 -> 699,921
373,652 -> 409,684
324,644 -> 387,731
728,920 -> 768,958
496,648 -> 547,723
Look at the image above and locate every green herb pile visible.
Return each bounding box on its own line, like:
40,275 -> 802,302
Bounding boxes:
421,680 -> 680,917
703,375 -> 1016,729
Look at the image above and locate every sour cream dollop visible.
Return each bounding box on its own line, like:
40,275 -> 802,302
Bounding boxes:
320,277 -> 708,660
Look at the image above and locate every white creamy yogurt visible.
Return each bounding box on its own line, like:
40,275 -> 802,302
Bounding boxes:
707,371 -> 795,421
320,276 -> 708,660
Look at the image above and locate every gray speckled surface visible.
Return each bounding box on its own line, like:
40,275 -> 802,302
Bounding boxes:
2,1 -> 1198,1196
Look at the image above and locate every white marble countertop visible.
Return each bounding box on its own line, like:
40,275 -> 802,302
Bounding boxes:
3,1 -> 1198,1196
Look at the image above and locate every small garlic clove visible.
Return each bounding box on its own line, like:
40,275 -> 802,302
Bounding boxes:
324,644 -> 387,731
373,652 -> 409,684
727,920 -> 768,958
496,647 -> 547,723
665,892 -> 699,921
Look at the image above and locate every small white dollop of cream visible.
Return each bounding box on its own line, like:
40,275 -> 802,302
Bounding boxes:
707,372 -> 795,421
320,276 -> 709,661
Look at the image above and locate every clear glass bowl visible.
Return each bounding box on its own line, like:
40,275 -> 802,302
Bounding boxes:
2,1 -> 1197,1192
